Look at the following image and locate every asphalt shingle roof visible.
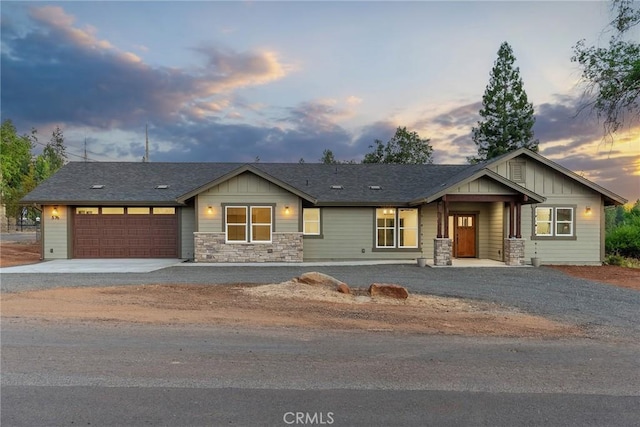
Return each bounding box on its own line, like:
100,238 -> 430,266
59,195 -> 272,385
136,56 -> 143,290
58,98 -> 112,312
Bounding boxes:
21,162 -> 474,206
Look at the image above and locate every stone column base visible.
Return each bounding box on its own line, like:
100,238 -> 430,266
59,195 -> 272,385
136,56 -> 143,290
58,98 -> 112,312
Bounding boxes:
434,238 -> 452,266
504,238 -> 525,266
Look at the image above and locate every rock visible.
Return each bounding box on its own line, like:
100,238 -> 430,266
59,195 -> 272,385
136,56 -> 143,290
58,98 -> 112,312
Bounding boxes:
298,272 -> 347,288
368,283 -> 409,299
336,283 -> 351,294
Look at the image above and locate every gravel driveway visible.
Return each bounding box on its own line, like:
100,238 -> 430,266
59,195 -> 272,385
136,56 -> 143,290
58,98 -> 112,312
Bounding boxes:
2,264 -> 639,338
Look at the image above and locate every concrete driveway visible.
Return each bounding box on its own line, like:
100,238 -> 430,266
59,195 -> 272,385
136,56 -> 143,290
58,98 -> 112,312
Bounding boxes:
0,258 -> 184,274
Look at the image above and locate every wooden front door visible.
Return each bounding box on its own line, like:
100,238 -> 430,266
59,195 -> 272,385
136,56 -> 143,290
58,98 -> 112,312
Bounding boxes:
454,214 -> 476,258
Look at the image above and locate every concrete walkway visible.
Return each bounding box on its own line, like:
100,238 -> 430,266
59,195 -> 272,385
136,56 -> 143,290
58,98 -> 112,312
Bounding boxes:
0,259 -> 185,274
0,258 -> 527,273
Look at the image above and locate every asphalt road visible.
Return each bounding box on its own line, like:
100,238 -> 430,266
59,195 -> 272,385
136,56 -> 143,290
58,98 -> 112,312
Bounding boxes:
2,322 -> 639,426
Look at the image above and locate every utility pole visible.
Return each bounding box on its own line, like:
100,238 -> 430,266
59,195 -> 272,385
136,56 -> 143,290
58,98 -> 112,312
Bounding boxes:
84,137 -> 87,162
144,124 -> 150,162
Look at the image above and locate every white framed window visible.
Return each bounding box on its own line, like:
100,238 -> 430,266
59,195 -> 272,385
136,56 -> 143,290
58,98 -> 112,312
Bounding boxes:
556,208 -> 573,236
376,208 -> 396,247
376,208 -> 418,248
534,206 -> 575,238
225,205 -> 272,243
303,208 -> 320,235
534,207 -> 553,236
226,206 -> 248,242
251,206 -> 272,242
398,208 -> 418,248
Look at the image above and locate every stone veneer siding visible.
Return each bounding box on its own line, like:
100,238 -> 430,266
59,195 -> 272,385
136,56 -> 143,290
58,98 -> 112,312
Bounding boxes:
433,238 -> 453,266
194,232 -> 303,263
504,238 -> 525,266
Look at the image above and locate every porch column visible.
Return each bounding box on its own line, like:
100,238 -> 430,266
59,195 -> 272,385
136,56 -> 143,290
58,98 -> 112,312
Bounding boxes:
516,202 -> 522,238
436,200 -> 442,238
508,201 -> 515,238
443,196 -> 449,238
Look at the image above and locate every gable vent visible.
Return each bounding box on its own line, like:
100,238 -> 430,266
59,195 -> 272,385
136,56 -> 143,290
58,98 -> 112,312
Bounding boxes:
90,185 -> 104,189
155,185 -> 169,189
369,185 -> 382,190
330,185 -> 343,190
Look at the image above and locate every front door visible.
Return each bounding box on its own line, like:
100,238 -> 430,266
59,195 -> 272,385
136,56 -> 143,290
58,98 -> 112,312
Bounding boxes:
454,214 -> 476,258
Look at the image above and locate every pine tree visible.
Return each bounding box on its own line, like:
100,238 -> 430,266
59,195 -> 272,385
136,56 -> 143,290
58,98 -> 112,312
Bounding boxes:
471,42 -> 538,163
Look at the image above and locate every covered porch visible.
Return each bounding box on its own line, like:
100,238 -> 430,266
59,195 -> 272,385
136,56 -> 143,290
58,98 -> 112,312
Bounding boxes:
431,194 -> 534,266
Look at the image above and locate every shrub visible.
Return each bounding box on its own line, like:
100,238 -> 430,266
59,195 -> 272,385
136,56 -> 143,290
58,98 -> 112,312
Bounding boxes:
605,215 -> 640,259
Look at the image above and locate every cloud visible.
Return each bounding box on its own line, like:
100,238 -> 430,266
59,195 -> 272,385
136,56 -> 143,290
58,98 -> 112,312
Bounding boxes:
1,6 -> 290,130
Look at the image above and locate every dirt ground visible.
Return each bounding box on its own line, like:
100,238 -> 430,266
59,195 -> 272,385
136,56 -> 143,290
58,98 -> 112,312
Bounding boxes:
1,241 -> 637,336
1,282 -> 580,337
0,242 -> 41,267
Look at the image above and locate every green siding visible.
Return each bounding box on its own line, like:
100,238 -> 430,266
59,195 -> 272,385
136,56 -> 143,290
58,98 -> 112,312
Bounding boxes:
452,176 -> 518,194
180,205 -> 195,259
303,207 -> 422,261
524,194 -> 603,265
488,202 -> 504,261
43,205 -> 68,259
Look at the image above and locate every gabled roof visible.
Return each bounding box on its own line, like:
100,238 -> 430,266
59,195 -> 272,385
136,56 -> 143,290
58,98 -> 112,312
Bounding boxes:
410,167 -> 545,205
20,149 -> 626,207
482,147 -> 628,206
176,164 -> 318,204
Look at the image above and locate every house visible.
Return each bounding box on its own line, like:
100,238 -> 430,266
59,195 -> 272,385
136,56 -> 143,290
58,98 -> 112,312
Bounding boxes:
20,148 -> 626,265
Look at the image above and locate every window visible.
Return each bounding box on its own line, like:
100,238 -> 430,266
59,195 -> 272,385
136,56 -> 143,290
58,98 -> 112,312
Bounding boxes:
376,209 -> 396,247
102,207 -> 124,214
128,207 -> 150,215
534,207 -> 574,238
225,206 -> 272,243
398,209 -> 418,248
376,208 -> 418,249
76,207 -> 98,215
303,208 -> 320,235
251,207 -> 272,242
153,207 -> 176,215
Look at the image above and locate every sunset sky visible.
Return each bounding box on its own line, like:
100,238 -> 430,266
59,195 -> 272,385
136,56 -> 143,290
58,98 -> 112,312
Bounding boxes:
1,1 -> 638,202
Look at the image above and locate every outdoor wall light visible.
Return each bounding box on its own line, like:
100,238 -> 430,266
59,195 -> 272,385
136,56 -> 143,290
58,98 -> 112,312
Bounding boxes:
585,206 -> 592,215
284,206 -> 290,215
207,205 -> 213,215
51,206 -> 60,220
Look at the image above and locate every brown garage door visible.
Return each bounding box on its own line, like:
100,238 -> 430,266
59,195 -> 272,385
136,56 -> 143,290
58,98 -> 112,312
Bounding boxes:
74,207 -> 178,258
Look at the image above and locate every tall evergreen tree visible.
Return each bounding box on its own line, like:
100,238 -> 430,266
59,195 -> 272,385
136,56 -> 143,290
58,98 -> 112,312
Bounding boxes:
471,42 -> 538,163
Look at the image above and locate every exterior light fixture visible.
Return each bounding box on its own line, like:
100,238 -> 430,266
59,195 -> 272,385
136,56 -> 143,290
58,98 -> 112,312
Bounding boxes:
207,206 -> 213,215
585,206 -> 592,215
51,206 -> 60,220
285,206 -> 290,215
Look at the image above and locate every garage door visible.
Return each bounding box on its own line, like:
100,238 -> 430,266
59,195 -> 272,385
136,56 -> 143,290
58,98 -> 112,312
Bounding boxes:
73,207 -> 178,258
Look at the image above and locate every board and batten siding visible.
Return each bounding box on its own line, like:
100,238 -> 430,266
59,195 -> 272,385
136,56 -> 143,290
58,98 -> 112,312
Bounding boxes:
488,201 -> 505,261
43,205 -> 68,259
180,205 -> 195,259
303,207 -> 423,261
196,172 -> 300,233
450,176 -> 519,195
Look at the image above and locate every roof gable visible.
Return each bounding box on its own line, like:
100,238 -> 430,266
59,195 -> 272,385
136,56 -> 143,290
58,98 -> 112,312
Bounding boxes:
484,148 -> 627,206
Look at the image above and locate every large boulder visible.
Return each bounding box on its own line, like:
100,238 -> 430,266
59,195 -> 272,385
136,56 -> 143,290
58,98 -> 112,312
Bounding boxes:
297,272 -> 347,288
368,283 -> 409,299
